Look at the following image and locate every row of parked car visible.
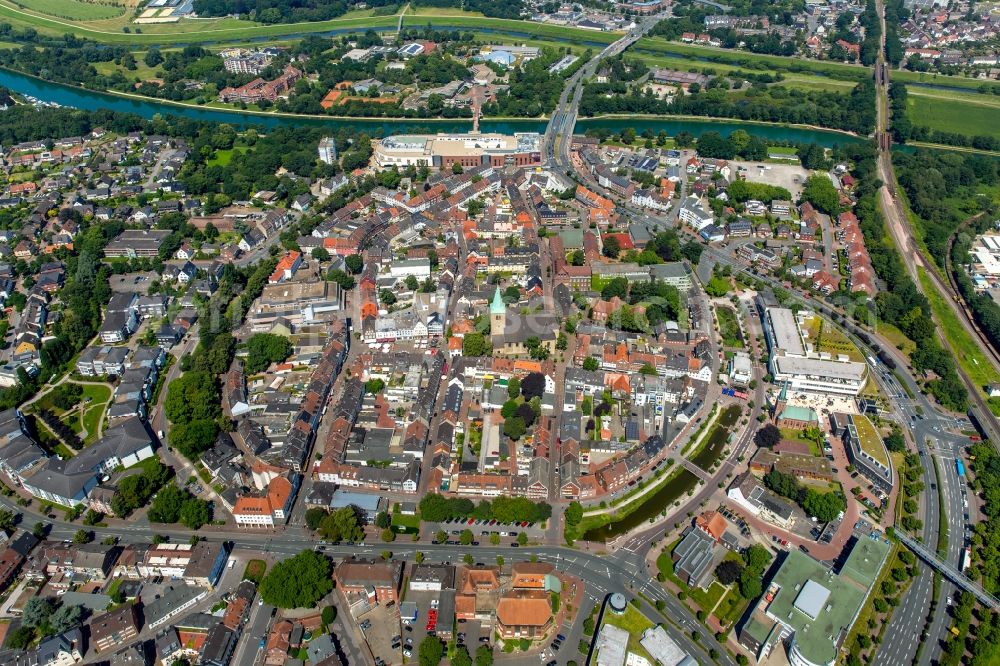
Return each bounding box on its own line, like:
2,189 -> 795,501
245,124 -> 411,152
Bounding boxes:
440,517 -> 536,528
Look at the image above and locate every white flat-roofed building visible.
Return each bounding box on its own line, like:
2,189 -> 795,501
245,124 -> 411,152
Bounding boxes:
772,356 -> 866,395
373,132 -> 541,171
640,625 -> 689,666
595,623 -> 629,666
728,351 -> 753,386
767,307 -> 806,357
763,307 -> 865,395
389,258 -> 431,280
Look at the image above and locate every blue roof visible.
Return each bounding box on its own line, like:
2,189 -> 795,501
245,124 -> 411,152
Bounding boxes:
483,51 -> 515,66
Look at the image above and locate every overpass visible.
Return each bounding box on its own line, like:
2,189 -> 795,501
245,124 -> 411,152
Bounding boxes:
895,531 -> 1000,610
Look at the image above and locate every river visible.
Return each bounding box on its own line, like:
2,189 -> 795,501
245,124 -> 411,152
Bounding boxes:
581,405 -> 742,542
0,68 -> 862,147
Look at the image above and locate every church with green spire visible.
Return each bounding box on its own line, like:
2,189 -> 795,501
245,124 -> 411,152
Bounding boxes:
486,284 -> 560,357
490,286 -> 507,336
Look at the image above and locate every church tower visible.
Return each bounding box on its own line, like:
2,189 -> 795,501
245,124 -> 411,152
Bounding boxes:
773,381 -> 789,421
490,286 -> 507,337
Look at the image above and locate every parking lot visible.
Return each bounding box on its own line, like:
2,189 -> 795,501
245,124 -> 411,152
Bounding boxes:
426,518 -> 542,546
730,160 -> 810,199
357,602 -> 401,666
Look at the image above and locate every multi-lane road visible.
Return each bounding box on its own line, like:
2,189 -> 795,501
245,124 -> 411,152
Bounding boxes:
542,12 -> 667,171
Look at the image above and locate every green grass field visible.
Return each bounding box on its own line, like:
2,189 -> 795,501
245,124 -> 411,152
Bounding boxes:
894,68 -> 1000,93
92,58 -> 161,82
0,3 -> 618,45
406,6 -> 485,17
602,605 -> 655,662
207,147 -> 248,167
0,2 -> 399,42
907,94 -> 1000,139
918,267 -> 1000,393
877,322 -> 916,360
715,305 -> 744,348
633,37 -> 871,81
715,587 -> 748,626
15,0 -> 124,20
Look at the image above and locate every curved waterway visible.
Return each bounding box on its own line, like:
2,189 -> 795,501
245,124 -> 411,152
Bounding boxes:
0,67 -> 863,147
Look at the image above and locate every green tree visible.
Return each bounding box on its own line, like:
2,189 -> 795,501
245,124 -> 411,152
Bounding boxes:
463,333 -> 491,357
564,501 -> 583,527
517,532 -> 528,546
72,529 -> 91,544
504,416 -> 526,440
379,289 -> 397,306
245,333 -> 293,374
345,254 -> 364,274
419,636 -> 445,666
179,499 -> 211,530
801,174 -> 841,215
259,550 -> 333,608
602,235 -> 621,259
405,275 -> 420,291
453,645 -> 473,666
168,419 -> 219,459
148,484 -> 191,524
460,529 -> 474,545
49,603 -> 83,633
144,47 -> 163,67
476,644 -> 495,666
582,357 -> 599,372
327,269 -> 356,290
318,507 -> 365,543
22,596 -> 56,628
306,508 -> 328,531
5,626 -> 34,649
321,605 -> 337,624
165,371 -> 220,425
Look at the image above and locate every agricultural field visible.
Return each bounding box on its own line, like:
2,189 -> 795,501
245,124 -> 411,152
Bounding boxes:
0,2 -> 399,43
14,0 -> 124,21
907,94 -> 1000,140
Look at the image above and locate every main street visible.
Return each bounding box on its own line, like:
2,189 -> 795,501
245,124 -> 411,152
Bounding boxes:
1,478 -> 726,665
542,11 -> 668,172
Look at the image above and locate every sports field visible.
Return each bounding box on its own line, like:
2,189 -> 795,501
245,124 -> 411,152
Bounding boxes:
907,94 -> 1000,139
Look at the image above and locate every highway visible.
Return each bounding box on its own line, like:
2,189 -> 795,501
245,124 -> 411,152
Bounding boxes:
867,0 -> 988,660
3,478 -> 725,666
